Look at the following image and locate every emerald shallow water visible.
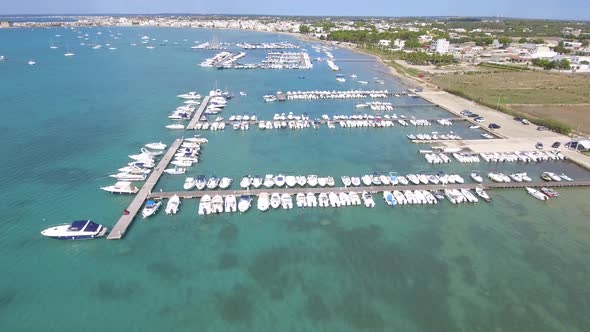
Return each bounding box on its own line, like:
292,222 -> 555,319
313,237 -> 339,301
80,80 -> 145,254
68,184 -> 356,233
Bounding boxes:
1,27 -> 590,332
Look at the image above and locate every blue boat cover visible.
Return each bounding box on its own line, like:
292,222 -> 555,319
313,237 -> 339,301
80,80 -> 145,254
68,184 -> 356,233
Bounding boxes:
69,220 -> 99,232
146,200 -> 156,206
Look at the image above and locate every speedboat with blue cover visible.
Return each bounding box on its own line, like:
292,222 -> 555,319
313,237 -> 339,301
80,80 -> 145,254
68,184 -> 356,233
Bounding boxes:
41,220 -> 107,240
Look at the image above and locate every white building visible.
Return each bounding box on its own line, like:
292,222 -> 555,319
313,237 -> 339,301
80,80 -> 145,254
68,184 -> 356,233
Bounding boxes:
530,45 -> 557,59
378,39 -> 391,47
430,38 -> 450,54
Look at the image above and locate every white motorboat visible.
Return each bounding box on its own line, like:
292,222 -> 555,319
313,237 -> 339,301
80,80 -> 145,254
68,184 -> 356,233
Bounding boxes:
251,175 -> 263,188
471,172 -> 483,183
141,200 -> 162,219
361,175 -> 372,186
166,124 -> 185,130
526,187 -> 548,201
326,176 -> 335,187
351,177 -> 361,186
285,175 -> 297,187
128,161 -> 155,169
198,195 -> 212,215
129,152 -> 154,162
100,181 -> 139,194
164,167 -> 186,175
165,195 -> 181,215
224,195 -> 237,213
183,177 -> 195,190
240,176 -> 251,189
362,191 -> 375,208
307,175 -> 318,187
171,160 -> 192,167
281,193 -> 293,209
41,220 -> 107,240
263,174 -> 274,188
318,193 -> 329,207
341,176 -> 352,187
296,193 -> 307,208
219,177 -> 232,189
195,175 -> 207,190
145,142 -> 167,150
177,91 -> 201,99
270,193 -> 281,209
207,176 -> 220,189
306,193 -> 317,207
211,195 -> 223,214
238,195 -> 252,213
274,174 -> 286,187
117,166 -> 151,175
296,176 -> 307,186
109,172 -> 147,182
560,173 -> 573,182
475,187 -> 491,202
398,176 -> 409,185
28,60 -> 36,65
349,192 -> 361,205
318,177 -> 327,187
185,136 -> 208,143
257,193 -> 270,211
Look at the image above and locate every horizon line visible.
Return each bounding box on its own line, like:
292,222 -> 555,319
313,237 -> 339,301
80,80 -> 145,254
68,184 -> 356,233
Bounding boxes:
1,13 -> 588,22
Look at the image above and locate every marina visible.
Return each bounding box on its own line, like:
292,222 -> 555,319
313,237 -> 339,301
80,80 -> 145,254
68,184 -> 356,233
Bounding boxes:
107,138 -> 184,239
185,95 -> 211,129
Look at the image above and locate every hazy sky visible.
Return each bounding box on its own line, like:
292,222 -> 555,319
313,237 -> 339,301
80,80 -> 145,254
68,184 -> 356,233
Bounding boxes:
1,0 -> 589,20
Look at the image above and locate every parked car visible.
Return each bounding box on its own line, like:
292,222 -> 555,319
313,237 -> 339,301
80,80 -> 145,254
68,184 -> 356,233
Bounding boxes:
474,117 -> 486,123
535,142 -> 544,149
537,126 -> 549,131
513,116 -> 523,121
552,141 -> 561,148
467,113 -> 480,118
488,123 -> 501,129
521,119 -> 530,125
461,110 -> 473,116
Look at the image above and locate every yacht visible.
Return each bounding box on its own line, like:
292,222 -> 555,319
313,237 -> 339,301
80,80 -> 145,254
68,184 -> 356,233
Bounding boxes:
219,177 -> 232,189
296,193 -> 307,208
361,175 -> 372,186
128,161 -> 155,169
257,193 -> 270,211
326,176 -> 335,187
165,195 -> 181,215
318,177 -> 327,187
307,175 -> 318,187
270,193 -> 281,209
526,187 -> 548,201
351,177 -> 361,186
398,176 -> 409,185
198,195 -> 212,215
240,176 -> 251,189
541,187 -> 559,198
560,173 -> 574,182
117,166 -> 151,175
27,60 -> 36,65
542,172 -> 561,182
183,177 -> 195,190
224,195 -> 237,213
141,200 -> 162,219
251,175 -> 263,188
274,174 -> 286,187
145,142 -> 167,150
100,181 -> 139,194
238,195 -> 252,213
185,136 -> 208,143
41,220 -> 107,240
195,175 -> 207,190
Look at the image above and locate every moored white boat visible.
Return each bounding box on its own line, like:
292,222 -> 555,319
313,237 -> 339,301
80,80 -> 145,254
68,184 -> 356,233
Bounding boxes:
165,195 -> 181,215
100,181 -> 139,194
142,200 -> 162,219
526,187 -> 548,201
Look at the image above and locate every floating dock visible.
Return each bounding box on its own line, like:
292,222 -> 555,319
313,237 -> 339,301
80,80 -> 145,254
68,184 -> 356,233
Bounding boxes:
186,96 -> 211,130
107,138 -> 184,240
146,180 -> 590,200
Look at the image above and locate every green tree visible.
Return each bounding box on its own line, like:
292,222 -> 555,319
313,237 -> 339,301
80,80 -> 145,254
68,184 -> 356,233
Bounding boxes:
557,58 -> 571,70
299,25 -> 310,34
532,38 -> 545,44
498,36 -> 512,45
518,37 -> 528,43
404,39 -> 422,49
553,41 -> 571,54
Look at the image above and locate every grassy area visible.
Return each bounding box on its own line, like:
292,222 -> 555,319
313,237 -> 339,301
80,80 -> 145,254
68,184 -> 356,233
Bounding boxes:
431,71 -> 590,134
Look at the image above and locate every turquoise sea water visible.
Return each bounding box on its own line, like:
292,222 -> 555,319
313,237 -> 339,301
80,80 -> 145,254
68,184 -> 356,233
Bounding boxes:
1,27 -> 590,332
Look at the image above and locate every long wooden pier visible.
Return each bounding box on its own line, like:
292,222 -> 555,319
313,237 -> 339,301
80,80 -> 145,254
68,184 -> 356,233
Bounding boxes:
186,96 -> 211,130
107,138 -> 184,240
146,180 -> 590,200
